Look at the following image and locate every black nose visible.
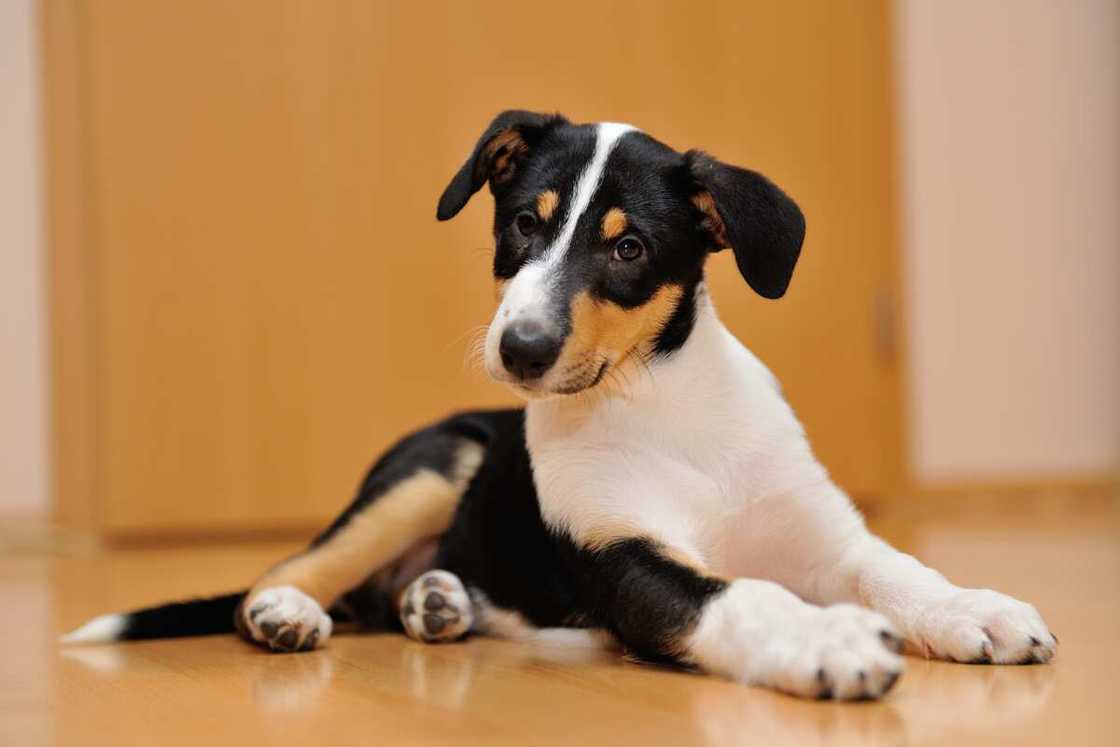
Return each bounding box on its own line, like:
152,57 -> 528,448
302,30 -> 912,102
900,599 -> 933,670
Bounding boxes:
499,320 -> 562,381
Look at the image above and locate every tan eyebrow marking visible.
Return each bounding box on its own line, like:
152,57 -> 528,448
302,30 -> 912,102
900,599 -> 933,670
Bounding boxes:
601,207 -> 628,240
536,190 -> 559,222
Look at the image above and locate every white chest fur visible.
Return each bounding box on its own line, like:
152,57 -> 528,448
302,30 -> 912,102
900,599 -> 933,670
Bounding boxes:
525,291 -> 836,574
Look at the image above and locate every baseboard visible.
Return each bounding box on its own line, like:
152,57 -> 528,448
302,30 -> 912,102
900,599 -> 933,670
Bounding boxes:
886,472 -> 1120,519
0,512 -> 103,556
103,523 -> 321,549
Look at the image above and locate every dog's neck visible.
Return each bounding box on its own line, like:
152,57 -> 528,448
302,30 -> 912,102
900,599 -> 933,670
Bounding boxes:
525,285 -> 739,436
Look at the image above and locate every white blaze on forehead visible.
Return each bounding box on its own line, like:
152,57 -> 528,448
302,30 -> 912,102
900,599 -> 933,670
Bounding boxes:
497,122 -> 637,323
485,123 -> 638,382
543,122 -> 636,266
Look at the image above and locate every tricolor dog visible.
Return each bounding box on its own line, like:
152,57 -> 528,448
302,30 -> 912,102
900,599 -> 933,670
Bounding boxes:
64,111 -> 1056,700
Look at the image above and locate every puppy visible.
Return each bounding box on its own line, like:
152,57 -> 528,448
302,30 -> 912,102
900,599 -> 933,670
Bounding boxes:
64,111 -> 1055,700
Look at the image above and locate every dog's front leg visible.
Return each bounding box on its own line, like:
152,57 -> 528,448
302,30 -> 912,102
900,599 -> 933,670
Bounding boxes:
783,484 -> 1058,665
577,539 -> 904,700
826,533 -> 1058,665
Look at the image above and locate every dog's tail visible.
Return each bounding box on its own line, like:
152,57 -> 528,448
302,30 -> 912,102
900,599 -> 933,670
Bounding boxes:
60,591 -> 245,644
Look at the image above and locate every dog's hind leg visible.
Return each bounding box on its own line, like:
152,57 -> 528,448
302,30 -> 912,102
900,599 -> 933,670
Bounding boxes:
238,426 -> 485,652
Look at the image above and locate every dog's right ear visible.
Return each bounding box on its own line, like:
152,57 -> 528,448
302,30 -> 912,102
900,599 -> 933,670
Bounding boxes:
436,110 -> 565,221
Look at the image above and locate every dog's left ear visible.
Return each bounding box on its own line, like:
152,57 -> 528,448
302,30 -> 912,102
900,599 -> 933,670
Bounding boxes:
685,150 -> 806,299
437,110 -> 566,221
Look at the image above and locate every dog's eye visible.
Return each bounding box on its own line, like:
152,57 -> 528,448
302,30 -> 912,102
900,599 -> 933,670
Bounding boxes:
514,211 -> 539,237
612,236 -> 645,262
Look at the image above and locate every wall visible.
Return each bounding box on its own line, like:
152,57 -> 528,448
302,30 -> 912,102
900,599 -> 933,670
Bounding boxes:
0,0 -> 48,513
896,0 -> 1120,484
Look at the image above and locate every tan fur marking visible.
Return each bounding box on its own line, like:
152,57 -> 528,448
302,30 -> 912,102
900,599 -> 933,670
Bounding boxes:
579,526 -> 715,579
558,285 -> 684,384
692,191 -> 731,249
601,207 -> 628,240
485,128 -> 529,184
537,190 -> 559,222
248,442 -> 484,608
579,518 -> 649,553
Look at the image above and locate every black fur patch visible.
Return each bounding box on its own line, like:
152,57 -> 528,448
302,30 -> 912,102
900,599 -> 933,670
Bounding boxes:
652,279 -> 702,357
117,592 -> 245,640
558,537 -> 728,664
488,127 -> 711,342
435,409 -> 582,626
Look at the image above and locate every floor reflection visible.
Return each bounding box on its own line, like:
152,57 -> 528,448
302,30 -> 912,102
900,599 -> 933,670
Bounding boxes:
692,687 -> 905,747
397,635 -> 619,710
60,632 -> 1055,744
690,656 -> 1054,747
247,650 -> 336,713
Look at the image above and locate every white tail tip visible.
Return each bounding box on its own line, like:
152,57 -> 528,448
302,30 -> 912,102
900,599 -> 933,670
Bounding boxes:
60,613 -> 128,644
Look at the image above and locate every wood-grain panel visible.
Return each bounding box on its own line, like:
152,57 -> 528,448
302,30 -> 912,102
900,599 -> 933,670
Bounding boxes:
45,0 -> 904,535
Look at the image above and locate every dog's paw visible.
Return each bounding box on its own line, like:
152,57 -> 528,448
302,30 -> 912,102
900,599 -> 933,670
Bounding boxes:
914,589 -> 1056,664
400,570 -> 473,643
243,586 -> 332,652
758,604 -> 905,700
689,583 -> 904,701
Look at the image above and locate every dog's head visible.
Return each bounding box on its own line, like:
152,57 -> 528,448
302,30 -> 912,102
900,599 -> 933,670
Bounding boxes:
438,110 -> 805,398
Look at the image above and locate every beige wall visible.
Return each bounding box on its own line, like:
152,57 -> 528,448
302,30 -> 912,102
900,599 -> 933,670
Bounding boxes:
896,0 -> 1120,484
1,0 -> 48,512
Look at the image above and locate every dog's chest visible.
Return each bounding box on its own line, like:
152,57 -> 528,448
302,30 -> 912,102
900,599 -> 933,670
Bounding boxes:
525,321 -> 818,564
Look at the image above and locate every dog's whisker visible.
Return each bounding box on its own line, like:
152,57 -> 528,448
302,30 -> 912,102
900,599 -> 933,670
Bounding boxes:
464,343 -> 488,372
611,363 -> 632,397
635,351 -> 656,388
604,365 -> 627,401
459,326 -> 491,372
447,324 -> 490,353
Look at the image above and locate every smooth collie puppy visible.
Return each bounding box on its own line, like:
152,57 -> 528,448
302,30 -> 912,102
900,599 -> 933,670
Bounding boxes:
65,111 -> 1055,700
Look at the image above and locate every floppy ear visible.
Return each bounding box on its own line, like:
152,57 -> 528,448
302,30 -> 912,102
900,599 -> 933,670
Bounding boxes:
436,110 -> 566,221
685,150 -> 806,299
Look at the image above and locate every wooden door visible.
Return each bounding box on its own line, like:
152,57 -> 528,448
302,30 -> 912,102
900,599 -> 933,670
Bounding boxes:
46,0 -> 904,538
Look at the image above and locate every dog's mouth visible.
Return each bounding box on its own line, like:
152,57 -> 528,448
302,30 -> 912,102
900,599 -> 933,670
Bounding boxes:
505,358 -> 611,399
551,359 -> 610,395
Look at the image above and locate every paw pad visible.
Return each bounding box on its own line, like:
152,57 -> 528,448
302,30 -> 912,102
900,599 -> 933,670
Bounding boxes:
400,570 -> 473,643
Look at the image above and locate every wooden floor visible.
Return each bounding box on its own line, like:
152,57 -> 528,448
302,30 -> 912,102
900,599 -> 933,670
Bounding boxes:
2,506 -> 1118,746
